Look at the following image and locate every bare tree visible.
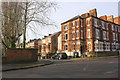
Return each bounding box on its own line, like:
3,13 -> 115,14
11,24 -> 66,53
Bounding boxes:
0,0 -> 57,50
21,0 -> 57,48
0,1 -> 24,48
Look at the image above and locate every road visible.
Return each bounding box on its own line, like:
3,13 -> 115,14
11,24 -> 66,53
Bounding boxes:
2,57 -> 118,78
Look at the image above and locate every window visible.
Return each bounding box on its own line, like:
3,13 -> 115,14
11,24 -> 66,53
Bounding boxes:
96,29 -> 99,39
113,33 -> 115,41
87,29 -> 91,38
106,32 -> 109,40
76,30 -> 79,39
72,31 -> 75,40
87,18 -> 91,26
94,19 -> 98,27
112,24 -> 114,31
64,44 -> 68,50
41,45 -> 45,49
115,26 -> 117,31
81,30 -> 83,39
76,20 -> 79,27
106,23 -> 108,30
103,31 -> 106,40
118,26 -> 120,32
94,40 -> 99,51
72,43 -> 75,50
72,21 -> 75,28
116,34 -> 118,41
81,19 -> 83,27
64,33 -> 68,41
102,21 -> 105,29
95,43 -> 98,51
64,24 -> 68,31
87,42 -> 91,51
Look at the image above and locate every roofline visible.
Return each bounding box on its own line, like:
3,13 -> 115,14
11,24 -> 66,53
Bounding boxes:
61,15 -> 120,26
42,31 -> 61,39
61,15 -> 82,25
90,15 -> 120,26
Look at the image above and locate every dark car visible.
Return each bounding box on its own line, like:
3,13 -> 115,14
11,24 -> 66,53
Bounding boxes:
51,52 -> 67,60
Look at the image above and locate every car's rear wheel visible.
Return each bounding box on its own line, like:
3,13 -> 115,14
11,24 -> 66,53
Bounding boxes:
58,57 -> 61,60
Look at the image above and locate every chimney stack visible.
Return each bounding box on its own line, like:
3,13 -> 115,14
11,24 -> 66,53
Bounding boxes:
99,15 -> 107,20
81,13 -> 89,18
107,15 -> 114,22
114,17 -> 120,25
89,9 -> 97,17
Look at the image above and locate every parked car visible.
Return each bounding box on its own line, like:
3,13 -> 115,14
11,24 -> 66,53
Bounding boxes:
51,52 -> 67,60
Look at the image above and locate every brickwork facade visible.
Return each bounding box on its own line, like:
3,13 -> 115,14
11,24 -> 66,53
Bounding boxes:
61,9 -> 120,57
40,31 -> 61,58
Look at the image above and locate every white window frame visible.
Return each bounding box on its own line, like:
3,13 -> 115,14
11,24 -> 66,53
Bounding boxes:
64,33 -> 68,41
94,19 -> 98,27
106,23 -> 109,30
81,30 -> 83,39
72,31 -> 75,40
115,26 -> 117,32
113,33 -> 115,41
116,34 -> 118,41
87,42 -> 91,51
102,21 -> 105,29
76,20 -> 79,28
72,21 -> 75,29
87,18 -> 91,26
76,30 -> 79,39
72,43 -> 76,51
106,32 -> 109,40
64,24 -> 68,31
94,40 -> 100,52
87,29 -> 91,38
112,24 -> 114,31
64,44 -> 68,51
103,31 -> 106,40
96,29 -> 99,39
118,26 -> 120,32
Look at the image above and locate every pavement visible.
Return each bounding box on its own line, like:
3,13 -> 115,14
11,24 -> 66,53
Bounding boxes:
2,60 -> 53,72
70,55 -> 119,60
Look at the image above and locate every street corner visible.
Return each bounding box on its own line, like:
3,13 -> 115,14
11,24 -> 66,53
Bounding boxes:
2,60 -> 54,72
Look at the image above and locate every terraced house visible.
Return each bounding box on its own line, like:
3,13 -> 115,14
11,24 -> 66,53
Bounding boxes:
40,31 -> 61,59
61,9 -> 120,57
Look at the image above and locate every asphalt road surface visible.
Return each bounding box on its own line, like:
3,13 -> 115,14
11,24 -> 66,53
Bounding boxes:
2,57 -> 118,78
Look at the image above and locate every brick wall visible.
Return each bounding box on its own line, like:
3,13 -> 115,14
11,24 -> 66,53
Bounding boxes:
2,48 -> 38,64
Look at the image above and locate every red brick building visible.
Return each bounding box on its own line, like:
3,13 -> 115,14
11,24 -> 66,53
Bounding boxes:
40,31 -> 61,58
61,9 -> 120,57
26,39 -> 39,49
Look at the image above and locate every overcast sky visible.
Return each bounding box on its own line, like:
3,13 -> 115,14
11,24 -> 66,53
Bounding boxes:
25,0 -> 119,42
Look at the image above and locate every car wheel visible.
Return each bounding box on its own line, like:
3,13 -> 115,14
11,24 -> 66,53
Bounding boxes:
58,57 -> 61,60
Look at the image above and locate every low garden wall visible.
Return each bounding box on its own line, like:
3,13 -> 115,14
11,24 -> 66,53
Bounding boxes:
89,51 -> 119,57
2,48 -> 38,64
